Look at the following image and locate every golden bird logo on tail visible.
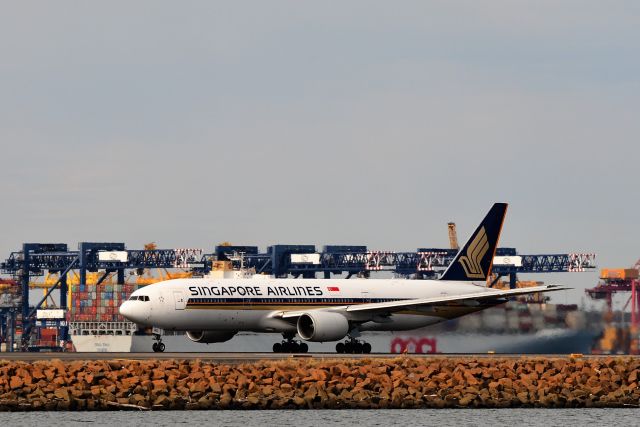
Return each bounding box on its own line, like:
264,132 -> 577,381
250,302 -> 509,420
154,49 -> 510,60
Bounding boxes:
458,227 -> 489,279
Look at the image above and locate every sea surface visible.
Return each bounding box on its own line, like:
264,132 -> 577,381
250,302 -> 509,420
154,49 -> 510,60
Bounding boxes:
1,409 -> 639,427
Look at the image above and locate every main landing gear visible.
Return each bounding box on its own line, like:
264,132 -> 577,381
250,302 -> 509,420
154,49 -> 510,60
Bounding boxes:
152,333 -> 165,353
336,338 -> 371,354
272,332 -> 309,353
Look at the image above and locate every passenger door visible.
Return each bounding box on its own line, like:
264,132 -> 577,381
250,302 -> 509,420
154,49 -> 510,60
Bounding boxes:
173,291 -> 187,310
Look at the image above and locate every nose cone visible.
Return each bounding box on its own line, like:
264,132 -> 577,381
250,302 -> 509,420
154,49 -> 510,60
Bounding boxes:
119,301 -> 150,324
119,301 -> 134,320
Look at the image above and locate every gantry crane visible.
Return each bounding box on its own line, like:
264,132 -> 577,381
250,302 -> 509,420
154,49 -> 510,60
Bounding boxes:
585,259 -> 640,354
447,222 -> 459,250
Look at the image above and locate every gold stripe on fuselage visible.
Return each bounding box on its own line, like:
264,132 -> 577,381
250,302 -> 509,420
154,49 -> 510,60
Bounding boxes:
185,302 -> 497,319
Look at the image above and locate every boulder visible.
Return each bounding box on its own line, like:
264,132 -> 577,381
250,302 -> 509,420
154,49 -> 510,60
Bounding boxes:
9,377 -> 23,390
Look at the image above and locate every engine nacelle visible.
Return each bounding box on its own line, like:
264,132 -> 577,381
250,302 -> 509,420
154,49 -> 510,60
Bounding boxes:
297,311 -> 349,342
186,330 -> 236,344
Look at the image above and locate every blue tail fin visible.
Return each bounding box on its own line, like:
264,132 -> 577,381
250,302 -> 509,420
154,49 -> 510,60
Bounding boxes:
439,203 -> 508,281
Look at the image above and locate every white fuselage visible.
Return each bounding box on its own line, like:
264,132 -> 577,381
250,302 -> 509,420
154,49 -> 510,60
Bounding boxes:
119,276 -> 503,335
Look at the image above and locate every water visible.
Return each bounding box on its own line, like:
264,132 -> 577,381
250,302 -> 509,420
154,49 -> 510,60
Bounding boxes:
1,409 -> 639,427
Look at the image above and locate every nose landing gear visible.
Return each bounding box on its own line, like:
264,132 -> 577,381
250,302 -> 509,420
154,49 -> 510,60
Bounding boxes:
152,333 -> 165,352
272,332 -> 309,353
336,338 -> 371,354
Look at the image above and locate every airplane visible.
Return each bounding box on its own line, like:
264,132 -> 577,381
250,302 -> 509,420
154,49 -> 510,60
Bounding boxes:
119,203 -> 568,353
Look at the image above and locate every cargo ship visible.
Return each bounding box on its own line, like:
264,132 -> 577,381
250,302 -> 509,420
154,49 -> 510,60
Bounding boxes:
69,320 -> 597,354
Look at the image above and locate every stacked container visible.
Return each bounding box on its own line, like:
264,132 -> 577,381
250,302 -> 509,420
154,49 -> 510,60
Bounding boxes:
35,328 -> 58,348
69,283 -> 138,322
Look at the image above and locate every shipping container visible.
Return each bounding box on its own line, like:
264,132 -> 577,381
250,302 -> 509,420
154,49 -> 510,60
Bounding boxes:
600,268 -> 639,280
70,281 -> 139,323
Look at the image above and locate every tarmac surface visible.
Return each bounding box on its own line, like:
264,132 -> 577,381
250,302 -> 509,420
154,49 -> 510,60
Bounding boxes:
0,352 -> 617,362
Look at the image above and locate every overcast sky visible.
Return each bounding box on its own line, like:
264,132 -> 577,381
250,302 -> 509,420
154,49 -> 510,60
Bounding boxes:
1,2 -> 638,306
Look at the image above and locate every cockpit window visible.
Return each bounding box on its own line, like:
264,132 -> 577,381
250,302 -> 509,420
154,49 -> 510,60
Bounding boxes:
129,295 -> 150,301
129,296 -> 138,301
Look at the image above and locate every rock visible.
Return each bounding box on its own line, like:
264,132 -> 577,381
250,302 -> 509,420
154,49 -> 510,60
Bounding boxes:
219,393 -> 233,408
70,388 -> 84,398
304,386 -> 318,401
461,393 -> 478,407
3,356 -> 640,410
280,383 -> 292,391
31,369 -> 45,380
516,391 -> 529,403
153,394 -> 170,407
152,379 -> 167,390
9,377 -> 23,389
54,387 -> 70,402
498,378 -> 513,389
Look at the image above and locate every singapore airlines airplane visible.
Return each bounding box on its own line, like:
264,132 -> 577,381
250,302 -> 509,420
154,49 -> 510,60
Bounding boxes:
119,203 -> 567,353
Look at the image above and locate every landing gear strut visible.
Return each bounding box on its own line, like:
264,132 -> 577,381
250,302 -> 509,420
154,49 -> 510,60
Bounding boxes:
272,332 -> 309,353
152,333 -> 165,353
336,337 -> 371,354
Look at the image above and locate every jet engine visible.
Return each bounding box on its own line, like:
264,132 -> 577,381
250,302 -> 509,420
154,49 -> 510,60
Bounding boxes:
186,330 -> 236,344
297,311 -> 349,342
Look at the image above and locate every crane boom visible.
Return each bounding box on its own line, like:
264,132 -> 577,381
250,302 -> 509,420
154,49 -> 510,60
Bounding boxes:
447,222 -> 459,250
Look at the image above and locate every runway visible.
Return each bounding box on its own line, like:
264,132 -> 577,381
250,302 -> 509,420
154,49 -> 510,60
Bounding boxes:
0,352 -> 609,362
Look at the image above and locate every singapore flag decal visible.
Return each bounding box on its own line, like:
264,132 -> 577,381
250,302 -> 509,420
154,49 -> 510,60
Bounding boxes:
327,286 -> 340,292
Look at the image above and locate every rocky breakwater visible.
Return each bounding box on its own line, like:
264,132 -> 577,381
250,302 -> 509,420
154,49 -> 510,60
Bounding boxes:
1,357 -> 640,410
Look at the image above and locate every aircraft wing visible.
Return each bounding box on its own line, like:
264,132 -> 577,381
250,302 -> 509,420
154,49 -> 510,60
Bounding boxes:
277,284 -> 568,319
345,284 -> 568,314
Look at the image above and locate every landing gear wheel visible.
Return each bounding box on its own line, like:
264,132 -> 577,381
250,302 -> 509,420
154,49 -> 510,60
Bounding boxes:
273,332 -> 308,353
336,338 -> 371,354
152,332 -> 164,353
344,342 -> 353,354
363,342 -> 372,354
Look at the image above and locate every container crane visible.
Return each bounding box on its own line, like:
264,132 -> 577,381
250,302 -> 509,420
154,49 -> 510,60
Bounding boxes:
447,222 -> 459,250
585,260 -> 640,354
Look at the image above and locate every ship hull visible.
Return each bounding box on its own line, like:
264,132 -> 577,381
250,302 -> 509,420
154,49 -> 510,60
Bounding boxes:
71,328 -> 595,354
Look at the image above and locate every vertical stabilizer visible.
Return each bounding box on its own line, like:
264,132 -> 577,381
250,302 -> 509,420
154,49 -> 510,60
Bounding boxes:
439,203 -> 508,282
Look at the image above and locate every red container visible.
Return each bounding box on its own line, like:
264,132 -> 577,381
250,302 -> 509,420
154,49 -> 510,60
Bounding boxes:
40,329 -> 57,338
